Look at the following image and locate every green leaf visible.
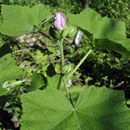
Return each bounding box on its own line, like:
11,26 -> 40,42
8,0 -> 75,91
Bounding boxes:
95,39 -> 130,56
0,53 -> 23,84
68,8 -> 130,56
20,88 -> 74,130
44,64 -> 60,89
75,86 -> 130,130
0,4 -> 51,36
47,75 -> 60,89
68,8 -> 126,40
0,37 -> 4,48
0,15 -> 2,24
28,73 -> 44,92
68,86 -> 85,106
0,86 -> 7,96
20,86 -> 130,130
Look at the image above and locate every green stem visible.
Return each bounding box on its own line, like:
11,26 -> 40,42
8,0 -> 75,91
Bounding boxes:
59,39 -> 65,71
57,39 -> 65,90
57,39 -> 73,106
57,39 -> 64,90
67,49 -> 92,80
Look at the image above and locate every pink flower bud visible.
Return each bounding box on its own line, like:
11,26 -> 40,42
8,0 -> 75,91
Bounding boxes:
54,12 -> 66,30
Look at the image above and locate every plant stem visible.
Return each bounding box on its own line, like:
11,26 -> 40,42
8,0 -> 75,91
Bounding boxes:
57,39 -> 65,90
59,39 -> 65,70
67,49 -> 92,80
57,39 -> 64,89
57,39 -> 73,106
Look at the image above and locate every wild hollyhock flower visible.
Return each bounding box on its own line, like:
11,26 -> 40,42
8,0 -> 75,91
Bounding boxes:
54,12 -> 66,30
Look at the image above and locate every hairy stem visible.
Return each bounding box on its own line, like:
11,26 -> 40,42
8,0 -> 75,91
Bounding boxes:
57,39 -> 65,90
57,39 -> 73,106
59,39 -> 65,70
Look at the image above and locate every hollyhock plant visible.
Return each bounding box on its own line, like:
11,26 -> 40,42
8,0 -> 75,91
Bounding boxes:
54,12 -> 66,30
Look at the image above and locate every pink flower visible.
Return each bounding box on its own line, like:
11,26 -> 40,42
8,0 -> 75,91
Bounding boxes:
54,12 -> 66,30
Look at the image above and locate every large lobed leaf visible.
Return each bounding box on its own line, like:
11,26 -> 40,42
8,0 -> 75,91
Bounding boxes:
68,8 -> 130,57
0,4 -> 51,36
20,86 -> 130,130
0,53 -> 23,84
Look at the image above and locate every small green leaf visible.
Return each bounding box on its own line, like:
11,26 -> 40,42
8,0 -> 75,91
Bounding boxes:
47,75 -> 60,89
0,86 -> 7,96
0,53 -> 23,84
20,86 -> 130,130
0,4 -> 51,36
29,73 -> 44,92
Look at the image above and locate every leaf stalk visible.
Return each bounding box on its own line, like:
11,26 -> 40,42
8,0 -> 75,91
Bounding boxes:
67,49 -> 92,80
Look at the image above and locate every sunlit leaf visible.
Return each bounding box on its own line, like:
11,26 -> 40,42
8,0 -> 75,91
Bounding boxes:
47,75 -> 60,89
28,73 -> 44,92
0,87 -> 7,96
68,8 -> 130,56
0,53 -> 23,84
20,86 -> 130,130
0,4 -> 51,36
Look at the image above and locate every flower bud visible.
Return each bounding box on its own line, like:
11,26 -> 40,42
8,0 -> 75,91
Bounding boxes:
54,12 -> 66,30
